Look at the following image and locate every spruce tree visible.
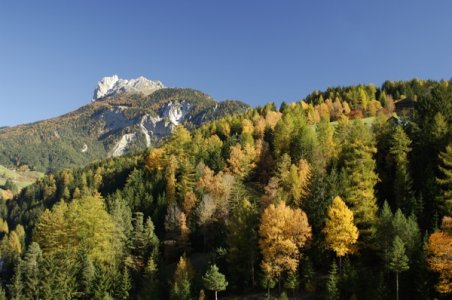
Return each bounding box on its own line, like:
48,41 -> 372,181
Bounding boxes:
21,242 -> 42,299
78,249 -> 95,299
389,126 -> 415,214
9,259 -> 24,300
375,201 -> 393,268
325,261 -> 339,300
117,265 -> 131,300
389,236 -> 409,300
437,143 -> 452,216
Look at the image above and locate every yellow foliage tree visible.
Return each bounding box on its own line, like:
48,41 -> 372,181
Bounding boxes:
227,143 -> 257,177
34,196 -> 122,264
427,216 -> 452,295
323,196 -> 359,268
259,201 -> 312,285
145,148 -> 165,172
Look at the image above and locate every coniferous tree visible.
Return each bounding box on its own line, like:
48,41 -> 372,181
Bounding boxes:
389,236 -> 409,300
325,261 -> 339,300
202,264 -> 228,300
117,265 -> 131,300
77,249 -> 95,299
375,201 -> 394,268
92,264 -> 113,300
342,121 -> 378,240
437,143 -> 452,216
226,198 -> 258,289
8,259 -> 24,300
21,242 -> 42,299
170,255 -> 193,300
389,126 -> 415,214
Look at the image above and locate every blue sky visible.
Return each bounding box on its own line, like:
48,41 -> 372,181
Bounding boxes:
1,0 -> 452,126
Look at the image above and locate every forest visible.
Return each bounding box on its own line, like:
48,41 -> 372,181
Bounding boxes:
0,79 -> 451,299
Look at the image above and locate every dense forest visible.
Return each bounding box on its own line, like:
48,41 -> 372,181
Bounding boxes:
0,79 -> 451,299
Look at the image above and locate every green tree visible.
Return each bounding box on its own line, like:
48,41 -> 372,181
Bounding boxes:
325,261 -> 339,300
202,264 -> 228,300
437,143 -> 452,216
92,264 -> 113,300
8,260 -> 24,300
34,196 -> 122,263
389,126 -> 415,214
226,198 -> 258,289
342,121 -> 378,240
77,249 -> 95,299
21,242 -> 42,299
391,209 -> 420,258
375,201 -> 393,268
0,285 -> 6,300
117,265 -> 131,300
389,236 -> 409,300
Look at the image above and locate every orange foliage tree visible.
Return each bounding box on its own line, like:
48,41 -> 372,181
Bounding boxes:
427,216 -> 452,295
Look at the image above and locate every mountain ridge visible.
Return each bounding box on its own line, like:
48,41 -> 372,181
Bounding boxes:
0,82 -> 250,172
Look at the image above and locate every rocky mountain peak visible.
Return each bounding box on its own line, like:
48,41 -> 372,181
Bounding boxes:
92,75 -> 165,101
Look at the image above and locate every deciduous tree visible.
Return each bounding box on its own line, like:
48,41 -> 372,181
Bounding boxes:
259,201 -> 312,288
323,196 -> 358,270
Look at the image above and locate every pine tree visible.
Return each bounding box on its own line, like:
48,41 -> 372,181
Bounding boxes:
389,236 -> 409,300
437,143 -> 452,216
391,209 -> 420,258
92,264 -> 113,300
78,249 -> 95,298
21,242 -> 42,299
202,264 -> 228,300
375,201 -> 393,268
117,265 -> 131,300
8,259 -> 24,300
389,126 -> 415,214
325,261 -> 339,300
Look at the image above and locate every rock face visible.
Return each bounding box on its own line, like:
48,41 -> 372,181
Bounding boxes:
93,75 -> 165,101
0,83 -> 250,172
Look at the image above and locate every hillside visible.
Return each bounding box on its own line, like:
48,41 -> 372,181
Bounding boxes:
0,83 -> 249,173
2,79 -> 450,299
0,165 -> 44,193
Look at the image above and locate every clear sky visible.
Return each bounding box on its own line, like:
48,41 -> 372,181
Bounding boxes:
1,0 -> 452,127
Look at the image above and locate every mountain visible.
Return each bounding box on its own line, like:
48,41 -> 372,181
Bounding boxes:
0,76 -> 250,172
92,75 -> 165,100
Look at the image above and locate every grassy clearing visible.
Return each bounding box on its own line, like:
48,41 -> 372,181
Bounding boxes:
0,164 -> 44,190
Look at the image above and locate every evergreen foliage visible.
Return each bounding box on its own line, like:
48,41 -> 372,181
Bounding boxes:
0,79 -> 450,299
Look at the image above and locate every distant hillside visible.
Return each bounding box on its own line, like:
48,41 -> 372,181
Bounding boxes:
0,165 -> 43,198
0,88 -> 249,172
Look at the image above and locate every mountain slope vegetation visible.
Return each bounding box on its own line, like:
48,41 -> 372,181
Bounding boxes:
0,88 -> 249,173
0,79 -> 451,299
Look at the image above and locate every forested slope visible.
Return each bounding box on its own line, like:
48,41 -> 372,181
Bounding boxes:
0,79 -> 450,299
